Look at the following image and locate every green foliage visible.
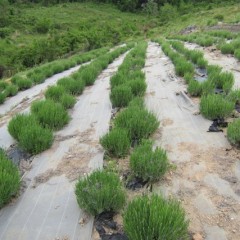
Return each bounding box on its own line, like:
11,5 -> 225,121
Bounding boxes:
45,85 -> 65,102
123,194 -> 189,240
100,128 -> 131,158
200,94 -> 234,120
31,100 -> 70,130
130,140 -> 169,182
214,14 -> 224,21
110,72 -> 127,89
114,105 -> 159,141
184,72 -> 194,84
75,170 -> 126,216
8,114 -> 37,141
197,58 -> 208,69
5,84 -> 18,97
175,60 -> 194,77
15,78 -> 32,90
227,119 -> 240,146
110,85 -> 133,108
18,124 -> 53,154
221,44 -> 234,54
59,94 -> 76,109
234,49 -> 240,60
127,79 -> 147,97
227,89 -> 240,104
201,80 -> 215,95
0,150 -> 20,209
188,80 -> 202,97
0,92 -> 6,104
57,77 -> 85,95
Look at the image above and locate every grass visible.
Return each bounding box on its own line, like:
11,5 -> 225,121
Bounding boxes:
200,94 -> 234,120
18,124 -> 53,154
110,85 -> 133,108
5,85 -> 18,97
75,170 -> 126,216
0,149 -> 20,209
226,89 -> 240,104
59,94 -> 76,109
31,100 -> 70,130
57,77 -> 85,95
130,140 -> 169,182
0,92 -> 6,104
14,78 -> 32,90
123,194 -> 189,240
45,85 -> 66,102
188,80 -> 202,97
127,78 -> 147,97
227,119 -> 240,146
8,114 -> 38,141
100,128 -> 131,158
114,104 -> 159,141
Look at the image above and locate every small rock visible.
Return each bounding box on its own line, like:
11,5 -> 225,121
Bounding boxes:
192,233 -> 203,240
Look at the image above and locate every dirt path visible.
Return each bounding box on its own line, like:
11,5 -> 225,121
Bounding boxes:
144,42 -> 240,240
184,42 -> 240,90
0,52 -> 128,240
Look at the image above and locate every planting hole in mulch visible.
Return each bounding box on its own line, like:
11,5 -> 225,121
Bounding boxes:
6,144 -> 31,166
207,117 -> 228,133
123,171 -> 148,190
95,211 -> 128,240
214,88 -> 224,94
195,68 -> 207,83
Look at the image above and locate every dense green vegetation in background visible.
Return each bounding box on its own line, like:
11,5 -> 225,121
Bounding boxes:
0,2 -> 149,78
0,0 -> 239,79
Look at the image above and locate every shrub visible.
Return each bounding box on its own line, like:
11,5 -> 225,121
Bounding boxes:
110,85 -> 133,108
110,73 -> 127,89
227,119 -> 240,146
0,150 -> 20,208
80,66 -> 98,86
100,128 -> 130,158
0,81 -> 8,91
15,78 -> 32,90
197,58 -> 208,69
115,105 -> 159,141
57,77 -> 85,95
123,194 -> 189,240
221,44 -> 234,54
175,60 -> 194,77
45,85 -> 65,101
19,124 -> 53,154
45,86 -> 66,102
234,49 -> 240,60
127,79 -> 147,97
214,14 -> 224,21
188,80 -> 202,96
201,80 -> 215,95
31,72 -> 45,84
209,71 -> 234,91
200,94 -> 234,119
130,140 -> 169,182
5,84 -> 18,97
0,92 -> 6,104
60,94 -> 76,109
8,114 -> 37,141
11,75 -> 24,84
227,89 -> 240,104
184,72 -> 194,84
31,100 -> 70,130
75,170 -> 126,216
